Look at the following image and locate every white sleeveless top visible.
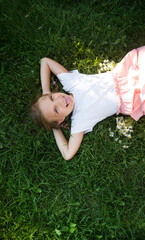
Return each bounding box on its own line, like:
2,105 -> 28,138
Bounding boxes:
57,70 -> 119,134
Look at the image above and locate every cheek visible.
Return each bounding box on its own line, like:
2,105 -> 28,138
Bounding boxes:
61,108 -> 68,117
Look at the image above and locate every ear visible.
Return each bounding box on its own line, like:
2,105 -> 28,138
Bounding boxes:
57,118 -> 65,125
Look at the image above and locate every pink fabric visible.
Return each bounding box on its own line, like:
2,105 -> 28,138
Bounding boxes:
111,46 -> 145,120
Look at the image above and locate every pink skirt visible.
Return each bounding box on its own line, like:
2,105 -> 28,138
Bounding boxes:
111,46 -> 145,121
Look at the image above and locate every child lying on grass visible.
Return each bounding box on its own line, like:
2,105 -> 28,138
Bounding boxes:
31,46 -> 145,160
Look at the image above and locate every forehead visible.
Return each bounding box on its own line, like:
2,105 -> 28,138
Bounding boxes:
38,95 -> 56,122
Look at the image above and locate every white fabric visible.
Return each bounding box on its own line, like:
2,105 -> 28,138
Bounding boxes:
57,70 -> 119,134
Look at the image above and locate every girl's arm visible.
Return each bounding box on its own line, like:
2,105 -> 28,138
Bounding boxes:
53,129 -> 84,160
41,58 -> 83,160
40,57 -> 68,94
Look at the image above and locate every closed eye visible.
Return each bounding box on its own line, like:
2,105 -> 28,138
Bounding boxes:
55,107 -> 58,114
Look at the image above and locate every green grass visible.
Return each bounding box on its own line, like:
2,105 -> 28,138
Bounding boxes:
0,0 -> 145,239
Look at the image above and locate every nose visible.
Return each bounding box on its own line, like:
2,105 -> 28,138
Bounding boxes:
55,96 -> 65,107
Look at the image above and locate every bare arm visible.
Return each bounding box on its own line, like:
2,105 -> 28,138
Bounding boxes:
40,58 -> 83,160
40,57 -> 68,94
53,129 -> 84,160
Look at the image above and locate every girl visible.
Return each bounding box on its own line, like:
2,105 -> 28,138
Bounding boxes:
31,46 -> 145,160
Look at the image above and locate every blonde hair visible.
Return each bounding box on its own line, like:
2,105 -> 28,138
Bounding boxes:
30,94 -> 58,130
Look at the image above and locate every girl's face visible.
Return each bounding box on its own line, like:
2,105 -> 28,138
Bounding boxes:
38,92 -> 74,124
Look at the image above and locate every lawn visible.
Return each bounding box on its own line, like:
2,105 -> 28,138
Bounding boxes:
0,0 -> 145,239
